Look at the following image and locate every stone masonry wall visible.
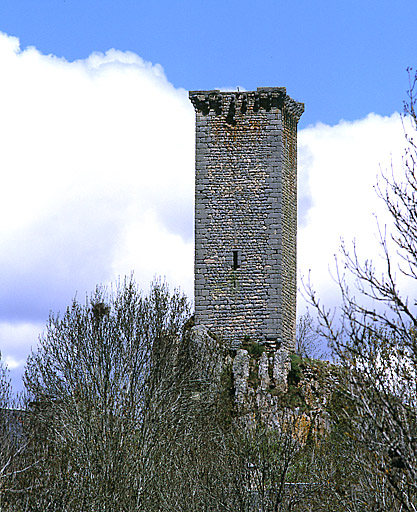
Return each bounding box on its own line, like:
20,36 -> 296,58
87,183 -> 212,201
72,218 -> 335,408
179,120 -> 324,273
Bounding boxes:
189,88 -> 303,352
281,110 -> 299,354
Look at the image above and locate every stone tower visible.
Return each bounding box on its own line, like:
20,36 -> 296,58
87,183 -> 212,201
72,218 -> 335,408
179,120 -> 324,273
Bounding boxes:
189,88 -> 304,352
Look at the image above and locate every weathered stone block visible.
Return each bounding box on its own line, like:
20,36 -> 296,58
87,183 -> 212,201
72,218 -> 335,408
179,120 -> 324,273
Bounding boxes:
273,349 -> 291,393
232,349 -> 250,404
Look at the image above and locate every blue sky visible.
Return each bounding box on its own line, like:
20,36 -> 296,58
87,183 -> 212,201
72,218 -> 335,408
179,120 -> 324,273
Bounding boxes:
0,1 -> 416,389
1,0 -> 416,127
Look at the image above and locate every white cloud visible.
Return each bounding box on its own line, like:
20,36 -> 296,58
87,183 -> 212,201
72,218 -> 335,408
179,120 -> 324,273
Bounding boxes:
0,321 -> 43,388
218,86 -> 247,92
4,355 -> 25,371
0,32 -> 195,322
297,113 -> 410,314
113,209 -> 194,299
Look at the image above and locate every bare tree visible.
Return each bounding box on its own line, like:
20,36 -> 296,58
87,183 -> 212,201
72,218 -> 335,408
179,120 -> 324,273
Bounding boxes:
0,354 -> 33,511
296,311 -> 323,359
16,277 -> 191,511
0,355 -> 15,505
306,69 -> 417,511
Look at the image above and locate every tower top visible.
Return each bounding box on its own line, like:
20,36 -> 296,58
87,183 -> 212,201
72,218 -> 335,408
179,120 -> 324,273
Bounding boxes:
189,87 -> 304,121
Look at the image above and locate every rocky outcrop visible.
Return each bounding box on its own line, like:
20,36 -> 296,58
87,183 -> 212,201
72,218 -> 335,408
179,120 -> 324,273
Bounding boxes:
230,345 -> 338,440
232,349 -> 250,404
187,325 -> 232,385
273,349 -> 291,393
187,324 -> 338,441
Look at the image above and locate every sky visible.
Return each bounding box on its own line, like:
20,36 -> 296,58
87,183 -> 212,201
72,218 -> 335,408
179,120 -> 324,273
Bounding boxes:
0,0 -> 417,390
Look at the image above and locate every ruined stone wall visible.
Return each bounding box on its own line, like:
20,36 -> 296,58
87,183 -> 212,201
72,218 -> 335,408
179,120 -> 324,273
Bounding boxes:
190,88 -> 303,352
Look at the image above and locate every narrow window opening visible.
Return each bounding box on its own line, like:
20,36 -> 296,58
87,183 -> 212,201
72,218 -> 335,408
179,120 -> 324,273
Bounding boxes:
232,250 -> 240,270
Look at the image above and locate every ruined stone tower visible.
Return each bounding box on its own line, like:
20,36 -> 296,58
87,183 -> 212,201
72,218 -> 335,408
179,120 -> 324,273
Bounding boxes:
189,88 -> 304,352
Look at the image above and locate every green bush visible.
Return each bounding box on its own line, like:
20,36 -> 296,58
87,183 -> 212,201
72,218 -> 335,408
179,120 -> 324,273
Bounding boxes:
247,341 -> 265,358
288,353 -> 305,386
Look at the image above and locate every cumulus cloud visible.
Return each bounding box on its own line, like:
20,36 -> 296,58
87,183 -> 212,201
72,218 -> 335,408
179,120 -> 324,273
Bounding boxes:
298,113 -> 409,314
0,32 -> 194,387
0,32 -> 195,300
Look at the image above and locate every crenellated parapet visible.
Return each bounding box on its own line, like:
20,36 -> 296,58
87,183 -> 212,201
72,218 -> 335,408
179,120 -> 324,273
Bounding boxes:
189,87 -> 304,124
